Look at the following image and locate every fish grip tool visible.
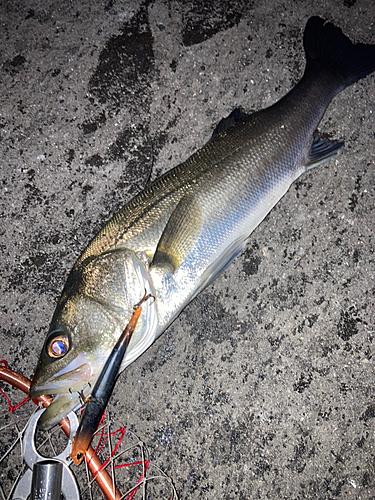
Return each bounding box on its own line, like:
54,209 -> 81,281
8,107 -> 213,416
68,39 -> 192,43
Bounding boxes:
10,409 -> 79,500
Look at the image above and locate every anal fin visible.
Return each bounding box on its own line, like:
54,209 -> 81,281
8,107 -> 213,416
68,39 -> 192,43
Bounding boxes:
306,131 -> 344,170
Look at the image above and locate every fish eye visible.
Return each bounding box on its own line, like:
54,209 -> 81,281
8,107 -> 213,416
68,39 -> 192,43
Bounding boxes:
47,332 -> 70,358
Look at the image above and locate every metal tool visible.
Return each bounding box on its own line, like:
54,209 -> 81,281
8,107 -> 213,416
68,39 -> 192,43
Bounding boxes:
30,460 -> 63,500
12,409 -> 80,500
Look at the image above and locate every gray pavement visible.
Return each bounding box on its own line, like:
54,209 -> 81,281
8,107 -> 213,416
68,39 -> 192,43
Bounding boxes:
1,0 -> 374,498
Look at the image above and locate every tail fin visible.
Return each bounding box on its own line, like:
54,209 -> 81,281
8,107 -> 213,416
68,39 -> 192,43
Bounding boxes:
303,17 -> 375,90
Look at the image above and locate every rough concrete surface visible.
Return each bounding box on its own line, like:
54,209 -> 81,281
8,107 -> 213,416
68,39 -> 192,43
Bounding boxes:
1,0 -> 374,498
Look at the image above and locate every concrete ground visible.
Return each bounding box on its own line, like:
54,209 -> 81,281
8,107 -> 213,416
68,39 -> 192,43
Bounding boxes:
1,0 -> 374,498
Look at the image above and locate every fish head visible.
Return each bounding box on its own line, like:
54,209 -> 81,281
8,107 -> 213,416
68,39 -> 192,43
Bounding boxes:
29,248 -> 158,430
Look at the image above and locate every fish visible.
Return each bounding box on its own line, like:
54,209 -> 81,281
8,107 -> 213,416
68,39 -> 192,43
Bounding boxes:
70,291 -> 152,466
29,17 -> 375,430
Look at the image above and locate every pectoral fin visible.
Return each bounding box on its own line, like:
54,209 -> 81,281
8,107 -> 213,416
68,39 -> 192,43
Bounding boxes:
151,193 -> 202,273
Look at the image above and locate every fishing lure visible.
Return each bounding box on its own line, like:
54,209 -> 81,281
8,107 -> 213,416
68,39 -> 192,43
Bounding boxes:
71,292 -> 153,466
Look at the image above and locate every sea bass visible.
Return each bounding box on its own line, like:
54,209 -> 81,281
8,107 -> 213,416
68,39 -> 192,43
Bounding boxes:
30,17 -> 375,430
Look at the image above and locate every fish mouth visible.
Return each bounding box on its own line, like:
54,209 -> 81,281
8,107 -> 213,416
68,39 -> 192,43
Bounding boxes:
36,391 -> 89,431
29,354 -> 94,430
29,354 -> 92,399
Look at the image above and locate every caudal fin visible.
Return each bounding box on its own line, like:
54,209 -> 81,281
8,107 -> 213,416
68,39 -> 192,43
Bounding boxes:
303,17 -> 375,91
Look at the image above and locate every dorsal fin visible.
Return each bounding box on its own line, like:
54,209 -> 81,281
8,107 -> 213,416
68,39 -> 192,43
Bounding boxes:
211,108 -> 254,137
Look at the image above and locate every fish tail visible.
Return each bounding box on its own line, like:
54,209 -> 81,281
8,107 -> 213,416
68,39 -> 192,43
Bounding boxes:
303,17 -> 375,92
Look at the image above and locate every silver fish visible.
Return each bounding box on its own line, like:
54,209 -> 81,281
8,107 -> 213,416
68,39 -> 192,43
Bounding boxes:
30,17 -> 375,430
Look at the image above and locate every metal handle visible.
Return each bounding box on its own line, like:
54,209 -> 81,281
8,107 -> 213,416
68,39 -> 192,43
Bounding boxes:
31,460 -> 62,500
